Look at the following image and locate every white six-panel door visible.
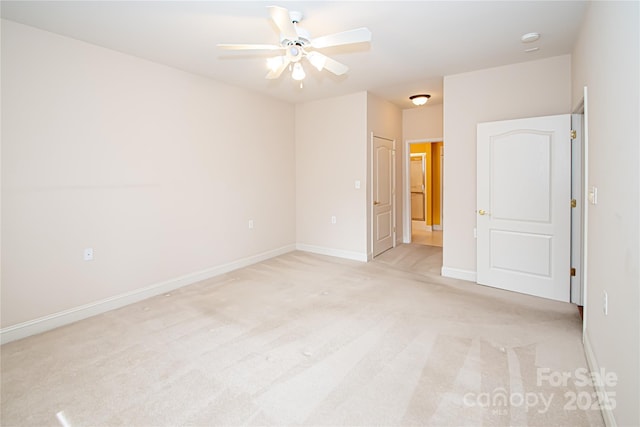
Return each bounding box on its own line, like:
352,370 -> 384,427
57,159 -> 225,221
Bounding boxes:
477,115 -> 571,302
373,136 -> 395,257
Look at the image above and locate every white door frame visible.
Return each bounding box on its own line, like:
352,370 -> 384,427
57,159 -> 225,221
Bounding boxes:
575,86 -> 589,337
435,145 -> 444,231
403,138 -> 443,243
571,112 -> 585,306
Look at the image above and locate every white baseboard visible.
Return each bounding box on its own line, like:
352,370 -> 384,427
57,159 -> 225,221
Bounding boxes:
583,331 -> 617,427
296,244 -> 368,262
0,244 -> 296,345
441,266 -> 477,282
433,225 -> 443,231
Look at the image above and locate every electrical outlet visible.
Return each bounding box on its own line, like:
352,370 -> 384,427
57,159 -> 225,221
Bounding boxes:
355,180 -> 361,189
603,291 -> 608,315
84,248 -> 93,261
248,220 -> 254,230
331,216 -> 337,224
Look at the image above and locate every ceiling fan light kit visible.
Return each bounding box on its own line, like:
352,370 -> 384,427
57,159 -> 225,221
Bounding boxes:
218,6 -> 372,84
291,63 -> 306,81
306,51 -> 326,71
410,94 -> 431,106
267,56 -> 284,72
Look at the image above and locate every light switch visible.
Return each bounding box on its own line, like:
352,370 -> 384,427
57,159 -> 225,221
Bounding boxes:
589,186 -> 598,205
355,180 -> 361,189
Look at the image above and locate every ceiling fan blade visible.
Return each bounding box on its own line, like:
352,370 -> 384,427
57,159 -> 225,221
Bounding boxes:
217,43 -> 283,51
306,52 -> 349,76
267,6 -> 298,41
266,57 -> 291,79
311,27 -> 372,49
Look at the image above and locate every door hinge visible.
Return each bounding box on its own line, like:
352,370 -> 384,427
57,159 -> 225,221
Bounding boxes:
571,199 -> 577,208
570,129 -> 577,139
570,267 -> 576,277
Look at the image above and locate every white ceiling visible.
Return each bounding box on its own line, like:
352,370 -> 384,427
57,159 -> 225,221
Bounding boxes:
1,1 -> 588,109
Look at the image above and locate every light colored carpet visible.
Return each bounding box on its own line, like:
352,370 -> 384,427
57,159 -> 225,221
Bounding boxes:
1,245 -> 604,426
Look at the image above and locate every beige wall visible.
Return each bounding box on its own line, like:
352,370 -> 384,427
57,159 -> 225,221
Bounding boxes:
402,104 -> 443,142
1,21 -> 403,338
1,20 -> 296,328
571,2 -> 639,425
442,55 -> 572,278
295,92 -> 368,259
294,92 -> 401,260
367,93 -> 403,253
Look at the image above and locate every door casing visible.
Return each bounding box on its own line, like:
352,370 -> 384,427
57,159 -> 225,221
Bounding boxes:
571,113 -> 585,305
403,138 -> 443,243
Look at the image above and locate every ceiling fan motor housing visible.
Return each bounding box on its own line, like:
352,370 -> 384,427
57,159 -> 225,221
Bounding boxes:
280,26 -> 311,47
289,11 -> 302,23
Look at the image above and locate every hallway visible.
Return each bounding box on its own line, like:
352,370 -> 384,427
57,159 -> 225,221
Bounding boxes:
411,227 -> 443,247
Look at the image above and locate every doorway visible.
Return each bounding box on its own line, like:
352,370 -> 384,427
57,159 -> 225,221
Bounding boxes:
404,140 -> 443,247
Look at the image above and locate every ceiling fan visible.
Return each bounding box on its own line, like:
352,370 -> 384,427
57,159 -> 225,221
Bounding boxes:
217,6 -> 372,82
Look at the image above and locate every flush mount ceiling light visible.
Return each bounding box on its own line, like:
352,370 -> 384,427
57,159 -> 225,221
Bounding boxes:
410,94 -> 431,106
521,32 -> 540,43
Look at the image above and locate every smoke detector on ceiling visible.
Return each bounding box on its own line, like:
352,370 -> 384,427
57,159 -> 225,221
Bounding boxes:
521,32 -> 540,43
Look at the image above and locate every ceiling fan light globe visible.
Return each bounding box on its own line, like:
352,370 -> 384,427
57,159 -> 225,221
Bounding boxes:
291,63 -> 306,81
266,56 -> 284,71
307,51 -> 326,71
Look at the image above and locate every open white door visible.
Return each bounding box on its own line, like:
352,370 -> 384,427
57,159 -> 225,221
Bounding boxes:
477,115 -> 571,302
372,136 -> 395,257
